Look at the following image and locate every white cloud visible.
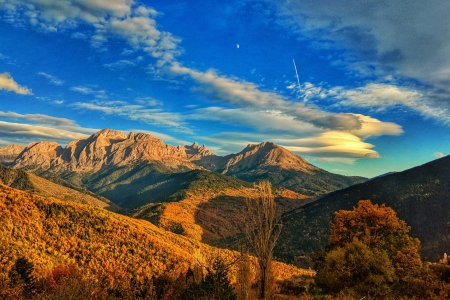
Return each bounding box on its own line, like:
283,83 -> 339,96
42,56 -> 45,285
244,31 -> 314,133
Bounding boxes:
1,0 -> 182,66
70,85 -> 106,98
433,152 -> 445,158
283,131 -> 381,159
0,72 -> 32,95
38,72 -> 64,85
270,0 -> 450,122
72,100 -> 192,133
103,59 -> 135,70
332,83 -> 450,124
189,106 -> 401,159
170,63 -> 286,108
189,107 -> 320,135
0,111 -> 76,126
171,63 -> 365,131
334,84 -> 420,109
0,116 -> 97,145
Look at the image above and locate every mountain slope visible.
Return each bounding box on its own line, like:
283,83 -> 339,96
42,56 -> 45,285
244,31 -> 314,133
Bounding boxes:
0,164 -> 118,211
276,155 -> 450,267
196,142 -> 366,195
0,184 -> 308,284
130,170 -> 311,245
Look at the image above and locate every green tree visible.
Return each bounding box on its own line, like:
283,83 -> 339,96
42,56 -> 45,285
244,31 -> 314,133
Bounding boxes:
316,200 -> 423,298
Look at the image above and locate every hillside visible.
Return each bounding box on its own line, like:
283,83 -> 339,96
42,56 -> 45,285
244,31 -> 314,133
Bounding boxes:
130,170 -> 311,246
0,184 -> 309,287
0,164 -> 118,211
276,155 -> 450,267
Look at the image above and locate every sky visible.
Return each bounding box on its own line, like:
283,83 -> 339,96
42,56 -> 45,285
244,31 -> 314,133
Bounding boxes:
0,0 -> 449,178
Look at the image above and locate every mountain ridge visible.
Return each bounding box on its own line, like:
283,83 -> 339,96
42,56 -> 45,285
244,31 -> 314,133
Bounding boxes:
275,154 -> 450,267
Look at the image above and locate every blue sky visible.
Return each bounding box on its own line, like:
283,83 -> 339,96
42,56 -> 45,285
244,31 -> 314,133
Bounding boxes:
0,0 -> 449,177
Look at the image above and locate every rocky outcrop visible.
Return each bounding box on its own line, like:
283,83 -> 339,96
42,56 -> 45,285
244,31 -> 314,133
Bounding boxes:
185,142 -> 215,160
0,144 -> 25,165
13,129 -> 213,173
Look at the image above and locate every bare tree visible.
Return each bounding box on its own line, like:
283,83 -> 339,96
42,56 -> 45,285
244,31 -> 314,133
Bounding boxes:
245,181 -> 282,300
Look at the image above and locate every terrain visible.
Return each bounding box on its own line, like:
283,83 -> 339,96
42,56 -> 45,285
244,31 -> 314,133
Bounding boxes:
10,129 -> 366,205
0,184 -> 308,283
276,154 -> 450,266
0,164 -> 118,211
6,128 -> 450,269
4,128 -> 363,246
194,141 -> 366,196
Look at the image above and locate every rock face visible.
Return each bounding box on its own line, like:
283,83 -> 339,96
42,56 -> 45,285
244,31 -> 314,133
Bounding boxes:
0,144 -> 25,164
13,129 -> 213,173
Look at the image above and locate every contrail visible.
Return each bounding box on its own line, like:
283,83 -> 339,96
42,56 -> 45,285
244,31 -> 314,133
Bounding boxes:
293,58 -> 301,92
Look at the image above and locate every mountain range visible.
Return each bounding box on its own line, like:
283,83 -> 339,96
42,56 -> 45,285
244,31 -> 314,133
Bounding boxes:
2,128 -> 449,269
6,128 -> 365,207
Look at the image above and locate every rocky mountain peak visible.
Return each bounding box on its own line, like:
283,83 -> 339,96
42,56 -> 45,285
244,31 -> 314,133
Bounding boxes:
0,144 -> 25,165
91,128 -> 128,140
0,144 -> 25,155
13,141 -> 63,171
185,142 -> 215,160
221,141 -> 318,174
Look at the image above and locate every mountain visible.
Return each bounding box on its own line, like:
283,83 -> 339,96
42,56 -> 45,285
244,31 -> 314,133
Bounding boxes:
0,184 -> 309,288
275,155 -> 450,267
0,144 -> 24,165
10,129 -> 365,208
195,141 -> 366,196
13,129 -> 206,173
0,163 -> 119,211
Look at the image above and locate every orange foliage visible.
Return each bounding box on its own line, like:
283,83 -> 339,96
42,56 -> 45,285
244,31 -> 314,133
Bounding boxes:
0,183 -> 309,293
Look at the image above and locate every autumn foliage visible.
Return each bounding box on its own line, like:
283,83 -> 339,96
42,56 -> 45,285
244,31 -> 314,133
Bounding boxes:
316,200 -> 450,299
0,183 -> 310,299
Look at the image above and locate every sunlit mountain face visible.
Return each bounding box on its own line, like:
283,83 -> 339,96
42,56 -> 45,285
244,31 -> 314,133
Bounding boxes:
1,0 -> 449,178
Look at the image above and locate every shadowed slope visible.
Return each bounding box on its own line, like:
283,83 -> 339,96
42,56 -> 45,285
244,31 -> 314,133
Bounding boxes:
276,155 -> 450,267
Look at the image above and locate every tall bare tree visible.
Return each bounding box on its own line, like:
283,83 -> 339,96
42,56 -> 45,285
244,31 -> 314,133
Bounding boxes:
245,181 -> 282,300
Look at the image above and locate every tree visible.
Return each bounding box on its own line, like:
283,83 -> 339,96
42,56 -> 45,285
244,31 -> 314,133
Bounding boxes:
246,181 -> 282,300
8,257 -> 36,296
182,257 -> 237,300
316,200 -> 423,298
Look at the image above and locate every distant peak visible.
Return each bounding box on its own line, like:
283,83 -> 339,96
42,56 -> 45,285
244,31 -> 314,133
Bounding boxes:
91,128 -> 127,139
241,141 -> 278,152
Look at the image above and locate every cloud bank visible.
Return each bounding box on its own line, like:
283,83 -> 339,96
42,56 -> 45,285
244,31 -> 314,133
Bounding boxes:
270,0 -> 450,124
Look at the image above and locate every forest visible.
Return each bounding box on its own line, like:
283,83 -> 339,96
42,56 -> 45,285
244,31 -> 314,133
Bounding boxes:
1,182 -> 450,299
